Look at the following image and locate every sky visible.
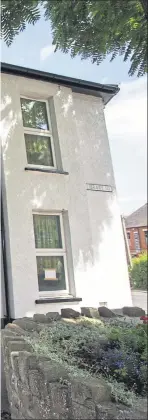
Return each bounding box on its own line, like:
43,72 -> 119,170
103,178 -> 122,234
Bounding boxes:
1,15 -> 147,215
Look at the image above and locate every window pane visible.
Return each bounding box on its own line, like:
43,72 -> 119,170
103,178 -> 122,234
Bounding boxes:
33,215 -> 62,249
134,231 -> 140,251
37,256 -> 66,291
25,134 -> 54,166
21,98 -> 49,130
145,232 -> 148,245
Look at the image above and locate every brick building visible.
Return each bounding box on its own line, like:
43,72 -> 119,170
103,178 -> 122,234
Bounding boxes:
125,203 -> 148,256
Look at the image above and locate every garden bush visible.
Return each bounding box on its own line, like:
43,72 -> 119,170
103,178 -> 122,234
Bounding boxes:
129,251 -> 147,290
28,318 -> 147,398
73,323 -> 147,395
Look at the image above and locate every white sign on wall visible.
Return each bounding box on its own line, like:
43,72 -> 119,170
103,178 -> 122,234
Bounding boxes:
86,183 -> 113,192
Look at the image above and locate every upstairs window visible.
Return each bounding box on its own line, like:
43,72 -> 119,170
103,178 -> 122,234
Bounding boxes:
21,98 -> 56,168
144,231 -> 148,246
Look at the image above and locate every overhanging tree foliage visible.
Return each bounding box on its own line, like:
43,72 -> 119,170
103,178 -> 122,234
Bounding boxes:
1,1 -> 40,46
1,0 -> 147,77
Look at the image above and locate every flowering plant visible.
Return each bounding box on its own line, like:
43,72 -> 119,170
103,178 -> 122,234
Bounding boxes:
140,315 -> 148,324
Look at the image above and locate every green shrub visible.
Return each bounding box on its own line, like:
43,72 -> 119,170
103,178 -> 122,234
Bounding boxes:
109,380 -> 138,406
27,319 -> 147,397
74,324 -> 147,395
129,252 -> 148,290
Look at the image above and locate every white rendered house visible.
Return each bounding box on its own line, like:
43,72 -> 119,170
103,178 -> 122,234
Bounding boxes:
1,63 -> 132,322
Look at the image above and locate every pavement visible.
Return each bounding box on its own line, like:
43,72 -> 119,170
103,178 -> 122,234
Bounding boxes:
131,290 -> 147,313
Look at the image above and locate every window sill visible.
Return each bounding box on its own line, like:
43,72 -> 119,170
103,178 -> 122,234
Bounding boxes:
25,166 -> 69,175
35,296 -> 82,304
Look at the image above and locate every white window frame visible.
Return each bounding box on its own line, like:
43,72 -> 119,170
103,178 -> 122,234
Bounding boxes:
21,96 -> 56,169
33,211 -> 69,297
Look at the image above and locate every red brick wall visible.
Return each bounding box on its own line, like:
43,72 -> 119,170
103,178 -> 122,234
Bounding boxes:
126,226 -> 147,255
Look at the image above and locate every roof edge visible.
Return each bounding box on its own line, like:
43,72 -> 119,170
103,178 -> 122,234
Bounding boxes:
125,223 -> 147,228
1,62 -> 119,104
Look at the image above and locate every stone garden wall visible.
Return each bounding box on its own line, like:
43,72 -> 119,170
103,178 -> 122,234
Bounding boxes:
1,306 -> 146,419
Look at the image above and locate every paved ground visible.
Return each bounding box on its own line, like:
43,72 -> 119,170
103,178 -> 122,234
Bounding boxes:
131,290 -> 147,313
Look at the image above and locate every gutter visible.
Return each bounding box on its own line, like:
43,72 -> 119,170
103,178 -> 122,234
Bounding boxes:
1,62 -> 119,100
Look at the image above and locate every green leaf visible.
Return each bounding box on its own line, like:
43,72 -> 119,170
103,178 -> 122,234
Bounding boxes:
1,0 -> 147,77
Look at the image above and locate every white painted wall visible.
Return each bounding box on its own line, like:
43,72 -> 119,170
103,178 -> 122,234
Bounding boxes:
1,73 -> 132,318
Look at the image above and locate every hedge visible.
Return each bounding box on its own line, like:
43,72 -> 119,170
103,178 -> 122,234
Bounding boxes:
129,252 -> 147,290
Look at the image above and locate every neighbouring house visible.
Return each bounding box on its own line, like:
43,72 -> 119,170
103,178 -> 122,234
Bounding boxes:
125,203 -> 148,256
1,62 -> 132,324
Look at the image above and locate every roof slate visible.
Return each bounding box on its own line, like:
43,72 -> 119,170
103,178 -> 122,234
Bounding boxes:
125,203 -> 148,228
